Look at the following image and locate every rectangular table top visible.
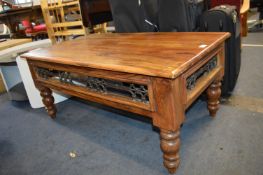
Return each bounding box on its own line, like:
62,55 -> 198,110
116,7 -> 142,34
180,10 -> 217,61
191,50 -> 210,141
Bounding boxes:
22,32 -> 229,79
0,39 -> 32,51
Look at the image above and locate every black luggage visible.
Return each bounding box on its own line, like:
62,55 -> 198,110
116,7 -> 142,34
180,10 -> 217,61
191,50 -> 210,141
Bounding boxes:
108,0 -> 159,32
159,0 -> 207,32
199,5 -> 241,96
108,0 -> 207,33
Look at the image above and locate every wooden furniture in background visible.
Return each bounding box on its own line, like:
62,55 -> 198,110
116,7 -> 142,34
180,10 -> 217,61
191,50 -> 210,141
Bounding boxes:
0,5 -> 44,38
0,38 -> 31,51
22,32 -> 230,174
40,0 -> 87,44
240,0 -> 250,36
0,0 -> 19,9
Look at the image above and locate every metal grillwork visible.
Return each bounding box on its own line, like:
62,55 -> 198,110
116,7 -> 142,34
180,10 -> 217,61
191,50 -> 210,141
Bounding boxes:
36,67 -> 149,103
37,68 -> 55,79
186,56 -> 218,90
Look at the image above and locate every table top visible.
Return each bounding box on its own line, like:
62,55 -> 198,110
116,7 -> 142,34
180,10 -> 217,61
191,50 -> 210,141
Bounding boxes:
22,33 -> 229,79
0,39 -> 32,51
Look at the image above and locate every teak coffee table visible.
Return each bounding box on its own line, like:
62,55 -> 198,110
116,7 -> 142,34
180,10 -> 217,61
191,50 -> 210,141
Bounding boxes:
22,32 -> 230,174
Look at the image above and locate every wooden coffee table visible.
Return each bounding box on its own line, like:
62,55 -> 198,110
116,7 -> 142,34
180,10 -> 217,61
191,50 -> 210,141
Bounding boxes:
21,32 -> 230,174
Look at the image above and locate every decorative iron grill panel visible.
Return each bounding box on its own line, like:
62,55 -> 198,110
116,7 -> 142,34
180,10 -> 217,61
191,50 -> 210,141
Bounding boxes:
36,67 -> 149,104
186,56 -> 218,90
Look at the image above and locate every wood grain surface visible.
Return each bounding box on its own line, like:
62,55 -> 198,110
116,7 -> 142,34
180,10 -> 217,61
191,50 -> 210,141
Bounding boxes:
0,39 -> 32,51
24,32 -> 229,174
22,32 -> 230,78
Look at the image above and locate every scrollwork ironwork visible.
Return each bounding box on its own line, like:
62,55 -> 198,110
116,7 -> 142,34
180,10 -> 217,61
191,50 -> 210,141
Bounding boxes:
59,72 -> 73,84
36,68 -> 55,79
35,67 -> 149,103
186,56 -> 217,90
129,84 -> 148,102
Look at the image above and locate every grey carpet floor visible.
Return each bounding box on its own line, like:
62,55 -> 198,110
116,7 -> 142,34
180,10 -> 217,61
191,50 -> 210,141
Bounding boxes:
1,32 -> 263,175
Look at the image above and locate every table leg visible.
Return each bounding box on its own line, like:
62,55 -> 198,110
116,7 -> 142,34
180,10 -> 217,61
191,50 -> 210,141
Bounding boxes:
160,129 -> 180,174
151,78 -> 184,174
39,86 -> 57,118
206,80 -> 222,117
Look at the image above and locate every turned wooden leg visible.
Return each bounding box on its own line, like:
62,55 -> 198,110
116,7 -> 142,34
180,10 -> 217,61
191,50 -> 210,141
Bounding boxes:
40,87 -> 57,118
206,80 -> 221,117
160,129 -> 180,174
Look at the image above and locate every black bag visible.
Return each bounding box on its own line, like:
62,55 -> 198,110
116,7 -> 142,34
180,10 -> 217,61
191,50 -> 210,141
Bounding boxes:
159,0 -> 206,32
108,0 -> 207,32
199,5 -> 241,96
108,0 -> 159,32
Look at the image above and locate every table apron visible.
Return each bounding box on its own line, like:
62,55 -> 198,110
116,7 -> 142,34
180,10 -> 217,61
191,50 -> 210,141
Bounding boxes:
182,45 -> 225,109
28,60 -> 156,117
